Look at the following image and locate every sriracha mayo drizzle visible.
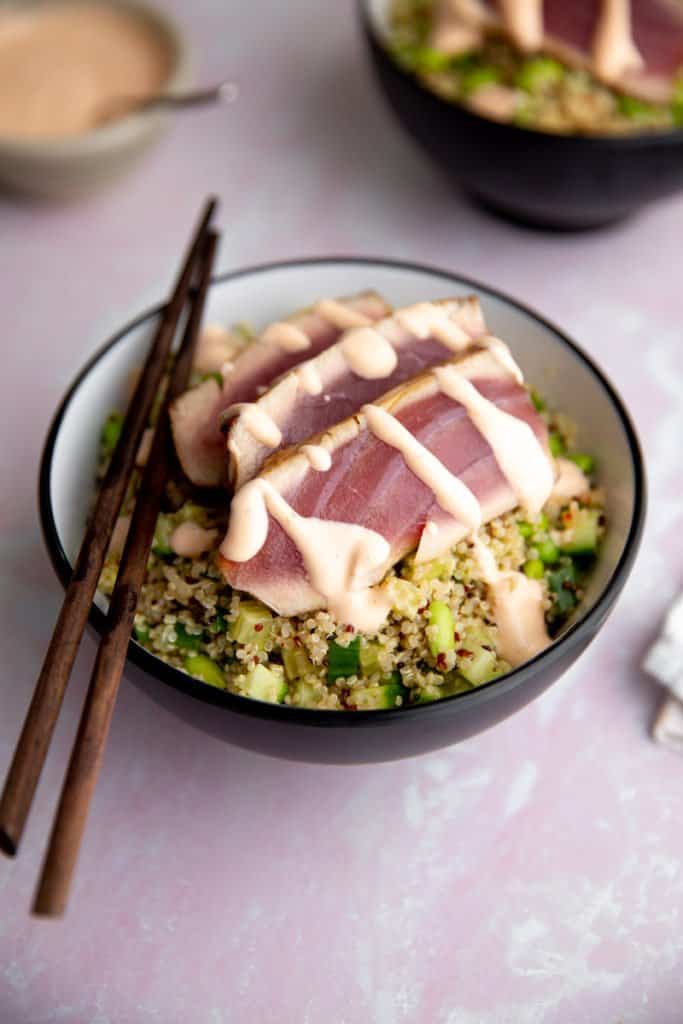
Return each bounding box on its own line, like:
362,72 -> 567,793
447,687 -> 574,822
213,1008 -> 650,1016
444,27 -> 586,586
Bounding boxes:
223,343 -> 556,642
261,322 -> 311,353
592,0 -> 643,81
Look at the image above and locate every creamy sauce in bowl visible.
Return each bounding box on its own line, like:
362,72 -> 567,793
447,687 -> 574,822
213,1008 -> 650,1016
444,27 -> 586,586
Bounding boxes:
0,2 -> 174,141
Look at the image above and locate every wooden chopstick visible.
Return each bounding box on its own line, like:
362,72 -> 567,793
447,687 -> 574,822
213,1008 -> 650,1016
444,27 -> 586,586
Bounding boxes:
33,231 -> 219,917
0,197 -> 217,859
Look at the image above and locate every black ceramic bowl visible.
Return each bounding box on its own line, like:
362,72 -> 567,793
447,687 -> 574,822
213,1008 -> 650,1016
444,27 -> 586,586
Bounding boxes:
40,258 -> 645,764
361,0 -> 683,229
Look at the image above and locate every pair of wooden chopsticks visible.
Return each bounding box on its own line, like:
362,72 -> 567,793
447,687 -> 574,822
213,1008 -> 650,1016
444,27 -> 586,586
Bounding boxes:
0,197 -> 220,916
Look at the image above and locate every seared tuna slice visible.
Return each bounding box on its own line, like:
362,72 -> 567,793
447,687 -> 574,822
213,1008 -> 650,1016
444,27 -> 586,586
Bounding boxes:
433,0 -> 683,101
225,297 -> 488,489
218,346 -> 553,629
170,291 -> 390,487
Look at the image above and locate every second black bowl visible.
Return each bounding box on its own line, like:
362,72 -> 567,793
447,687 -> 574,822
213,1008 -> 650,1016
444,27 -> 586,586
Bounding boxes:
361,0 -> 683,229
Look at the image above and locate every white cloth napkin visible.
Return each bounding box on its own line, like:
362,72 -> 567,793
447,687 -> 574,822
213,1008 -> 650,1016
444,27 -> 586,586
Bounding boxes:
643,594 -> 683,754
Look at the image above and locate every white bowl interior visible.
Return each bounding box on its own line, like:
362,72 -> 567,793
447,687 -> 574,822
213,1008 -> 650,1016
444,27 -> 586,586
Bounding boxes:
47,261 -> 639,630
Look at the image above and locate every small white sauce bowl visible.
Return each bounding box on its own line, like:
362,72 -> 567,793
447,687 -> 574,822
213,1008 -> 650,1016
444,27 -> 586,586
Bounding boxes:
0,0 -> 192,199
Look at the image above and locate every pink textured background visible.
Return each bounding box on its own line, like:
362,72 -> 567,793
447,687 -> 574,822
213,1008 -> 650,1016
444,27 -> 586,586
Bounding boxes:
1,2 -> 682,1021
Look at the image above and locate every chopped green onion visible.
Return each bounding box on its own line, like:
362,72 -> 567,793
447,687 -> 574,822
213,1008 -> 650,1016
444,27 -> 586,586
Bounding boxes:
133,623 -> 150,645
548,565 -> 578,614
549,431 -> 566,458
523,558 -> 545,580
530,389 -> 546,412
537,539 -> 559,564
209,610 -> 227,635
101,412 -> 123,457
152,514 -> 173,556
461,64 -> 501,96
202,371 -> 223,387
517,521 -> 534,539
618,94 -> 658,119
174,623 -> 203,652
327,637 -> 361,683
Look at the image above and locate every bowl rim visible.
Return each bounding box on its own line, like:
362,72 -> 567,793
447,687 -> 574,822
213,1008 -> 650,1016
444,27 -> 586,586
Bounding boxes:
359,0 -> 683,147
0,0 -> 190,155
39,256 -> 646,729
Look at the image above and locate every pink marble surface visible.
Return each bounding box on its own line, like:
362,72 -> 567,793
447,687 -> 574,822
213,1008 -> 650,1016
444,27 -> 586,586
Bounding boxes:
1,1 -> 683,1021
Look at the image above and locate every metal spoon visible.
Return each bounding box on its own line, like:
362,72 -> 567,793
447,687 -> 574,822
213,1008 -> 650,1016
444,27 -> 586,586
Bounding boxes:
97,80 -> 238,125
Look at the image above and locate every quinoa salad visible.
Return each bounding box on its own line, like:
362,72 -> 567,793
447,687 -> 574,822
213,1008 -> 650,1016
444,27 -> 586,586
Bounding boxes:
96,293 -> 606,713
389,0 -> 683,136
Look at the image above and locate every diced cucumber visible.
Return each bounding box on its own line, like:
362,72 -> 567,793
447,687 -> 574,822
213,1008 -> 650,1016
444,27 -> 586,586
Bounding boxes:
359,639 -> 383,677
327,637 -> 360,683
282,643 -> 313,682
516,57 -> 563,94
230,600 -> 273,648
152,514 -> 173,556
174,623 -> 203,652
428,601 -> 455,657
559,507 -> 601,555
184,654 -> 225,689
101,412 -> 123,457
568,453 -> 595,475
243,663 -> 287,704
289,679 -> 318,707
352,678 -> 409,710
523,558 -> 545,580
459,646 -> 498,686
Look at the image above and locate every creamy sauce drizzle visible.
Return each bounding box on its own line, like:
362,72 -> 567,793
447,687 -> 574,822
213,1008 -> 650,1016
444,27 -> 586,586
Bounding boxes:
362,404 -> 482,529
499,0 -> 544,51
301,444 -> 332,472
592,0 -> 643,81
550,457 -> 589,502
434,365 -> 554,519
395,303 -> 470,351
0,3 -> 172,140
222,479 -> 392,631
261,321 -> 311,353
223,327 -> 555,647
480,335 -> 524,384
195,324 -> 240,374
471,536 -> 549,666
224,403 -> 282,449
295,360 -> 324,395
341,328 -> 399,379
314,299 -> 371,330
170,522 -> 219,559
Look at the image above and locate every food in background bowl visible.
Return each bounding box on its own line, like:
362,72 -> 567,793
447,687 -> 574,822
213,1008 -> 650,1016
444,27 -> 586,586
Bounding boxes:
97,290 -> 605,711
388,0 -> 683,135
